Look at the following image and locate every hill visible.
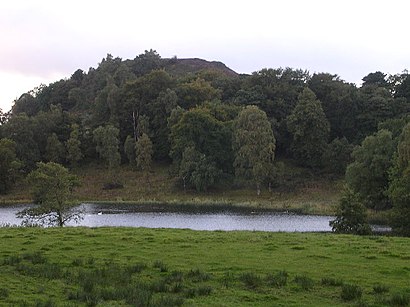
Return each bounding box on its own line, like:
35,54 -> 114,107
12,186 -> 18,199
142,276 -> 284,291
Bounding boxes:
164,58 -> 239,77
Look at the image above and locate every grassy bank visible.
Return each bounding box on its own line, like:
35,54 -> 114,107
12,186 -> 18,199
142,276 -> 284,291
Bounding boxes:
1,163 -> 342,215
0,227 -> 409,306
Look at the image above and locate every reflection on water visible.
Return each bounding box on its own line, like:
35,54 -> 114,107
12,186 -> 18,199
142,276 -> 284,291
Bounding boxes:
0,203 -> 390,233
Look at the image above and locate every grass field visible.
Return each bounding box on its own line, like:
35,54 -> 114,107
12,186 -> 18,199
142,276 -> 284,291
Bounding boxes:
0,227 -> 409,306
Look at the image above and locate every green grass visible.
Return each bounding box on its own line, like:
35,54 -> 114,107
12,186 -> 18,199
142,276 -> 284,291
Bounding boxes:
0,227 -> 409,306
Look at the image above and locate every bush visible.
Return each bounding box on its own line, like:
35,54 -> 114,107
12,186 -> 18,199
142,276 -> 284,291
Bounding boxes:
341,284 -> 362,301
330,188 -> 371,235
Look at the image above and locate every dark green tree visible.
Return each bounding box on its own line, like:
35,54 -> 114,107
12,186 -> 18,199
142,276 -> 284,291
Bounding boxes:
176,78 -> 221,109
0,138 -> 21,194
345,129 -> 395,210
286,88 -> 330,168
170,107 -> 232,172
93,125 -> 121,172
135,133 -> 153,173
124,135 -> 136,165
66,124 -> 83,167
330,188 -> 371,235
178,146 -> 221,192
388,123 -> 410,235
233,105 -> 276,195
322,138 -> 354,175
17,162 -> 81,227
45,133 -> 65,163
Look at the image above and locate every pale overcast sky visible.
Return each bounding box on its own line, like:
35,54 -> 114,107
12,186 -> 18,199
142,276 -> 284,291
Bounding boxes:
1,0 -> 410,112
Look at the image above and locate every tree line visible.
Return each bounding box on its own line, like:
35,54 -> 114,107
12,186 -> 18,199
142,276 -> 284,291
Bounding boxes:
0,50 -> 409,232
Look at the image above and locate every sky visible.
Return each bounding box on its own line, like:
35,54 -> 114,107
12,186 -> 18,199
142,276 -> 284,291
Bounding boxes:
1,0 -> 410,112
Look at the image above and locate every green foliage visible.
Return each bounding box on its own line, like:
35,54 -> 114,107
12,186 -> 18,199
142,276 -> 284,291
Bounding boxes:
330,188 -> 371,235
136,133 -> 153,172
388,123 -> 410,235
179,146 -> 221,192
124,135 -> 136,165
45,133 -> 65,163
176,78 -> 221,109
65,124 -> 83,167
170,107 -> 232,172
322,137 -> 354,175
287,88 -> 330,168
233,105 -> 276,194
346,129 -> 395,209
18,162 -> 81,226
93,125 -> 121,170
0,138 -> 21,194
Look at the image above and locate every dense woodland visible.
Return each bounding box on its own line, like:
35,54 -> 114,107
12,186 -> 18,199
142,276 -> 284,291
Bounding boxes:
1,50 -> 410,233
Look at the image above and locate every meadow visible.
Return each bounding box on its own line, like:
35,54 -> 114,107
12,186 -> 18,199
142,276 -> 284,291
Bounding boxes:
0,227 -> 409,306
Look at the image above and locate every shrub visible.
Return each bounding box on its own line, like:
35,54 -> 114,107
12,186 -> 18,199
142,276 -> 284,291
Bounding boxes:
341,284 -> 362,301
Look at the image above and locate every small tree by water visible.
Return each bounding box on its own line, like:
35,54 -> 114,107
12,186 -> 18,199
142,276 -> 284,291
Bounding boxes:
17,162 -> 82,227
330,188 -> 371,235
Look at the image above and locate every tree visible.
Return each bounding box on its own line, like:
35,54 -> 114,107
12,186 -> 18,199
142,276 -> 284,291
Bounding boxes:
178,146 -> 221,192
66,124 -> 83,167
233,105 -> 276,195
135,133 -> 153,173
388,123 -> 410,235
286,88 -> 330,168
330,188 -> 371,235
93,125 -> 121,171
45,133 -> 65,163
346,129 -> 395,210
17,162 -> 81,227
124,135 -> 136,165
322,138 -> 354,175
0,138 -> 21,194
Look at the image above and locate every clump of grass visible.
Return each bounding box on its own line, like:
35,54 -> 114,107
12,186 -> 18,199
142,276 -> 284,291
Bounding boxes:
373,283 -> 389,294
22,252 -> 47,264
240,272 -> 262,289
126,262 -> 146,274
187,268 -> 211,282
2,254 -> 22,265
197,285 -> 213,296
150,295 -> 184,307
221,271 -> 235,288
294,274 -> 314,290
166,270 -> 184,283
71,258 -> 84,266
321,277 -> 344,287
341,284 -> 362,301
266,270 -> 288,288
0,288 -> 9,299
153,260 -> 168,272
388,292 -> 410,306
